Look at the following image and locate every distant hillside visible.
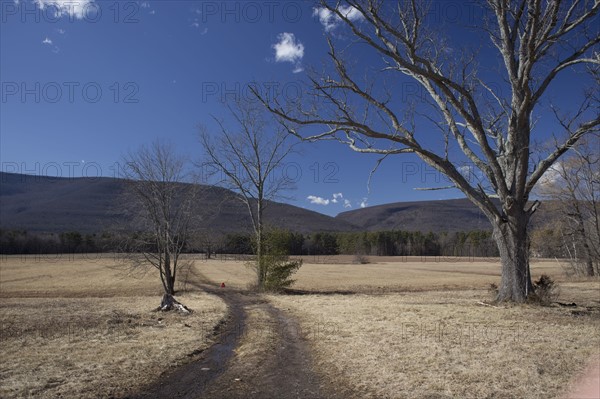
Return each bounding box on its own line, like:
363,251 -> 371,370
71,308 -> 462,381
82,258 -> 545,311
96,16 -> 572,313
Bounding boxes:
0,172 -> 356,234
0,172 -> 554,235
336,198 -> 552,232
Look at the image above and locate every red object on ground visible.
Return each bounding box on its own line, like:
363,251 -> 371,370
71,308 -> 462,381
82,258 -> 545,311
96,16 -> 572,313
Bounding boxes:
220,282 -> 225,288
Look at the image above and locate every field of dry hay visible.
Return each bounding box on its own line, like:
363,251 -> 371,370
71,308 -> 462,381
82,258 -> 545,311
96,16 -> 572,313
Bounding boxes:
0,255 -> 227,399
268,286 -> 599,399
198,256 -> 599,398
196,255 -> 568,293
1,254 -> 598,398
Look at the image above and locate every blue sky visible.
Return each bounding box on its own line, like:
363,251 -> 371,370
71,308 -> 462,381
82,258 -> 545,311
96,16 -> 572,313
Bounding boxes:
1,1 -> 595,216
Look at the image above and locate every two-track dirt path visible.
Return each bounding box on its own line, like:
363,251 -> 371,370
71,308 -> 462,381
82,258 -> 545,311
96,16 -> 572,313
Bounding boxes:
132,272 -> 347,399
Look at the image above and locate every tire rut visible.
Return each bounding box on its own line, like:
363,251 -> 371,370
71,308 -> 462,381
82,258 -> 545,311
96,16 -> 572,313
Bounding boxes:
130,282 -> 245,399
131,272 -> 340,399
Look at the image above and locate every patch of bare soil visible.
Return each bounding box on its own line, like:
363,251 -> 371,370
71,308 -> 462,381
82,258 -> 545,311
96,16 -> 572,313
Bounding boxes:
561,354 -> 600,399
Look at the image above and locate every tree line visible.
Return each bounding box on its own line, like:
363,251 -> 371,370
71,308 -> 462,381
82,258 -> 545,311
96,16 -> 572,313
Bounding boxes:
0,228 -> 499,258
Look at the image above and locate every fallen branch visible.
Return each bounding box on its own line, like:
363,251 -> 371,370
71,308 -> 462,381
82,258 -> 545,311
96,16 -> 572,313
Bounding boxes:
477,301 -> 500,308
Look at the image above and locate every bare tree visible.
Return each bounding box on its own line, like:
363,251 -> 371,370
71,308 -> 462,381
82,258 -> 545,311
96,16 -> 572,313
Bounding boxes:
199,101 -> 297,290
257,0 -> 599,302
538,136 -> 600,276
121,141 -> 195,311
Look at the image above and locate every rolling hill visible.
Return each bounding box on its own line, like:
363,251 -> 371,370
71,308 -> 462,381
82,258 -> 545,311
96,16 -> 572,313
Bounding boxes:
335,198 -> 493,232
336,197 -> 552,232
1,172 -> 553,234
0,172 -> 356,234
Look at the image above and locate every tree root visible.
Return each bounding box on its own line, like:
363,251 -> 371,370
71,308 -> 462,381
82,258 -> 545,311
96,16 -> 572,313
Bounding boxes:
158,293 -> 191,313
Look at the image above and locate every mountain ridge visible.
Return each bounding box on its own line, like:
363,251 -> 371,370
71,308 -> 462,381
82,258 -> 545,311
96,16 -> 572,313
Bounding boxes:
1,172 -> 551,234
0,172 -> 356,234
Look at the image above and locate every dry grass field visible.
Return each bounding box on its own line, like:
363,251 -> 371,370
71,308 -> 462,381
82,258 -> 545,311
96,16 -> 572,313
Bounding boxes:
198,256 -> 600,398
268,287 -> 600,399
1,254 -> 598,398
0,255 -> 227,399
196,255 -> 569,293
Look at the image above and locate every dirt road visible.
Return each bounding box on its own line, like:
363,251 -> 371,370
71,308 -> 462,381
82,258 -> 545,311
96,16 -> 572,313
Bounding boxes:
132,275 -> 349,399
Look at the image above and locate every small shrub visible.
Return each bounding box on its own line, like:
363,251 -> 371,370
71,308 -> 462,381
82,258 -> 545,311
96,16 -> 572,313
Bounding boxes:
353,254 -> 370,264
532,274 -> 560,305
251,228 -> 304,292
488,282 -> 499,299
262,256 -> 303,292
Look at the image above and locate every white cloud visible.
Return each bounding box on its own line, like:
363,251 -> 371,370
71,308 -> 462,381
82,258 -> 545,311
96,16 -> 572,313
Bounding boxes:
273,32 -> 304,63
34,0 -> 97,20
307,195 -> 330,206
359,198 -> 368,208
331,193 -> 343,203
344,199 -> 352,208
190,17 -> 207,33
56,28 -> 66,34
313,5 -> 364,31
140,1 -> 150,8
457,164 -> 475,181
42,37 -> 53,45
539,162 -> 563,188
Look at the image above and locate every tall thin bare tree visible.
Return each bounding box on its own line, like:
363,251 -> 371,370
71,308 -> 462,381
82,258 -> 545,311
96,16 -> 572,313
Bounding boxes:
199,101 -> 296,290
121,141 -> 196,310
539,136 -> 600,276
257,0 -> 599,302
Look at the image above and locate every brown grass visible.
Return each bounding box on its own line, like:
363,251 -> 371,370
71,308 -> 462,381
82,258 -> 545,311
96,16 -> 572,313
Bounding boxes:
200,255 -> 600,397
2,254 -> 598,398
268,286 -> 600,399
195,256 -> 569,293
0,255 -> 227,399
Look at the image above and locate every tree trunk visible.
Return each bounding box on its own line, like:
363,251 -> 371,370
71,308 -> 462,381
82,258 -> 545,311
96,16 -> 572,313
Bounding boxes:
574,211 -> 595,277
255,199 -> 266,290
493,212 -> 535,303
159,293 -> 190,313
163,251 -> 175,295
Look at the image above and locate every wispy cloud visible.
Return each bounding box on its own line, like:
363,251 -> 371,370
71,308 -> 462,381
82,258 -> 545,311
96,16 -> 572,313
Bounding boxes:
359,198 -> 368,208
539,162 -> 563,188
34,0 -> 97,20
313,5 -> 364,31
272,32 -> 304,73
190,16 -> 207,33
42,37 -> 53,45
307,195 -> 330,206
308,193 -> 354,208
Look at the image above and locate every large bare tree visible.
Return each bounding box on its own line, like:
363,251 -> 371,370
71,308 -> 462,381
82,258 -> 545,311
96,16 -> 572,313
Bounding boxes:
121,141 -> 196,311
199,101 -> 297,290
258,0 -> 600,302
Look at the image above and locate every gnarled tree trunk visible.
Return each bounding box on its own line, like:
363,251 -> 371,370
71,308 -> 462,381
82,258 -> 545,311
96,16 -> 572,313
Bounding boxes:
492,209 -> 535,302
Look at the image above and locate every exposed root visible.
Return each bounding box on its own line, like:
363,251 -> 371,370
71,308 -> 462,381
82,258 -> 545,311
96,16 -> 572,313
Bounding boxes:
158,293 -> 191,313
